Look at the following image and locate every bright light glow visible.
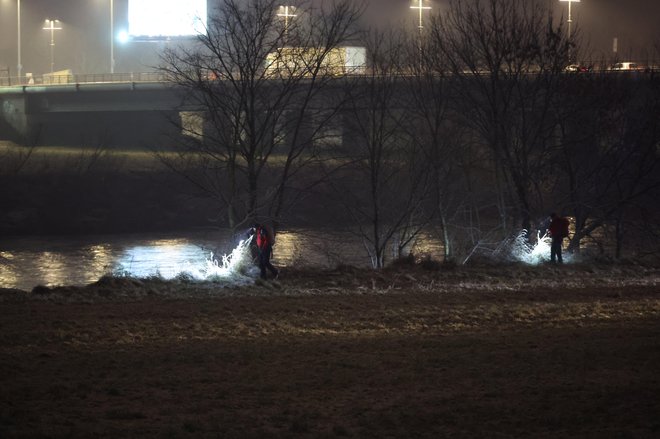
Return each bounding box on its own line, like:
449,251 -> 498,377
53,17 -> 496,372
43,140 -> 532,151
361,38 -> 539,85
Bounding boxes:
117,30 -> 129,44
115,237 -> 257,285
410,0 -> 432,30
277,5 -> 297,36
277,5 -> 297,21
42,19 -> 62,30
128,0 -> 207,38
200,238 -> 255,282
510,230 -> 573,265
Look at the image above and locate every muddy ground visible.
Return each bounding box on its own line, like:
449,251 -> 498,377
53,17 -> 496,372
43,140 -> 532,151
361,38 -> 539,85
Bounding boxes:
1,262 -> 659,438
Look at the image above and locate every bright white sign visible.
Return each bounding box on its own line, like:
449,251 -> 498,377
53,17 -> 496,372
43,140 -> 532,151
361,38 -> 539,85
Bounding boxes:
128,0 -> 207,38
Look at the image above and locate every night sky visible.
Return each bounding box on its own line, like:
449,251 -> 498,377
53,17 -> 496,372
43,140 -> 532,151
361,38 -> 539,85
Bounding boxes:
1,0 -> 659,76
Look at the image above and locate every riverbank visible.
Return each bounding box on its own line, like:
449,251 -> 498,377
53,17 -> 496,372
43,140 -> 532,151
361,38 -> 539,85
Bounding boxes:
0,143 -> 216,236
1,262 -> 659,437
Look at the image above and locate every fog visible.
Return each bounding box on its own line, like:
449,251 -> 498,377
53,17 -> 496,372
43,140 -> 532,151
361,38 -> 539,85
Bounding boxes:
1,0 -> 659,76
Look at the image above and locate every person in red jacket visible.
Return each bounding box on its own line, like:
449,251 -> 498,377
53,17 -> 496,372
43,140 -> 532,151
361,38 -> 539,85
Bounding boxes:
250,223 -> 279,280
548,213 -> 569,264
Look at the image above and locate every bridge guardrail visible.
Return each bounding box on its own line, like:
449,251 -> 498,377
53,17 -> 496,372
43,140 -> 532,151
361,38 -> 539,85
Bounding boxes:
1,63 -> 659,88
0,72 -> 168,87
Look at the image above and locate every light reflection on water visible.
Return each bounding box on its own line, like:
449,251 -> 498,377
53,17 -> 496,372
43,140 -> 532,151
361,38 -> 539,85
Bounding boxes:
0,229 -> 445,291
116,240 -> 206,279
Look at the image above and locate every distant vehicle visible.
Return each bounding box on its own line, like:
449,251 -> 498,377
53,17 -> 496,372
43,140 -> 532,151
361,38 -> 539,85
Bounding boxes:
265,46 -> 367,77
564,64 -> 590,73
609,61 -> 645,71
43,69 -> 74,85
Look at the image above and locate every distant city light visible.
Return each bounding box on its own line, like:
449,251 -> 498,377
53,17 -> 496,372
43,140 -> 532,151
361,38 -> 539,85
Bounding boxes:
117,30 -> 129,44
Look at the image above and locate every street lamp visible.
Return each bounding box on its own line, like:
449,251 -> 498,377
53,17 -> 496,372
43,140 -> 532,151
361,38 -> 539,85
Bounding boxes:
43,19 -> 62,74
4,0 -> 23,81
410,0 -> 432,32
17,0 -> 21,81
110,0 -> 115,73
410,0 -> 431,70
277,5 -> 297,40
559,0 -> 580,62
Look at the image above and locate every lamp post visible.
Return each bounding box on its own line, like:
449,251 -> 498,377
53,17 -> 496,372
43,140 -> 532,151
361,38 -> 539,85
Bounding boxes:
43,19 -> 62,74
110,0 -> 115,73
559,0 -> 580,62
410,0 -> 432,32
17,0 -> 21,81
2,0 -> 23,81
410,0 -> 431,70
277,5 -> 297,40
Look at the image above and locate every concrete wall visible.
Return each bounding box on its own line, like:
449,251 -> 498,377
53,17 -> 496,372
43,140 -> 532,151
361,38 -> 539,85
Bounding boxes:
0,93 -> 29,143
0,83 -> 184,149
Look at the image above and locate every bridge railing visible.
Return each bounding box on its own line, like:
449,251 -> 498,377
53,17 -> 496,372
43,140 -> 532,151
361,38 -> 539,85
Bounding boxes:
1,60 -> 659,88
0,72 -> 168,87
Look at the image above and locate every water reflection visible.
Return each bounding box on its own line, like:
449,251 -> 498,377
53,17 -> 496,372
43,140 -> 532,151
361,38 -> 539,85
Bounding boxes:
0,229 -> 446,291
36,252 -> 67,287
116,240 -> 210,279
88,244 -> 113,272
0,251 -> 18,287
1,223 -> 618,292
273,230 -> 369,268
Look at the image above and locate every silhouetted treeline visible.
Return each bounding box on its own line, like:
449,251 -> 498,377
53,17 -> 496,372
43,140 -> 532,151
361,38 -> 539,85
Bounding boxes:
158,0 -> 660,265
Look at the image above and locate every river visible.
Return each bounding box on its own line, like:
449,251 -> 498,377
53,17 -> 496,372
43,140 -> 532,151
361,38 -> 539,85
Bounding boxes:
0,229 -> 444,291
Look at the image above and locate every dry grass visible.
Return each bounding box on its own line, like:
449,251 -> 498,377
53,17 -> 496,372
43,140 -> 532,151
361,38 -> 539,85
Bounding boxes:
1,263 -> 659,438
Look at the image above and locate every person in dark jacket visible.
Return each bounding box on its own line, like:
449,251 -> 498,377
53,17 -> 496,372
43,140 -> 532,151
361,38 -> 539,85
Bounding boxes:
548,213 -> 569,264
249,223 -> 279,280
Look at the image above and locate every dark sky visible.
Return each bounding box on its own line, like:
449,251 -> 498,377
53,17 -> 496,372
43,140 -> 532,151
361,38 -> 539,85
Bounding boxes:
1,0 -> 659,76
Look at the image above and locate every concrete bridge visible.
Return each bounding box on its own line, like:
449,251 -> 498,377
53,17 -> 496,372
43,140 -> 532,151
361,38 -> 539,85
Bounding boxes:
0,72 -> 354,149
0,75 -> 184,148
2,70 -> 653,149
0,72 -> 351,149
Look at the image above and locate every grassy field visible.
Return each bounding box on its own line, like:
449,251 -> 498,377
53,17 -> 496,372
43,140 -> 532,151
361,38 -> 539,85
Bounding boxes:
1,263 -> 659,438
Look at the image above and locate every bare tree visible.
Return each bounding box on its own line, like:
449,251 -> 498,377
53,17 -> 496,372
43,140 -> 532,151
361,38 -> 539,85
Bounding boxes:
429,0 -> 570,233
0,142 -> 35,175
328,29 -> 433,268
553,71 -> 660,257
401,25 -> 483,262
158,0 -> 364,231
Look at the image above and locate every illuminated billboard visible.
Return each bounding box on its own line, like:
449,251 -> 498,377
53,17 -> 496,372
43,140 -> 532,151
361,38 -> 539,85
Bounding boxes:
128,0 -> 207,39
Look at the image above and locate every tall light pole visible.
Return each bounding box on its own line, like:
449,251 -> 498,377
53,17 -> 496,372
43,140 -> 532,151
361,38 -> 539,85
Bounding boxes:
17,0 -> 22,81
410,0 -> 431,70
560,0 -> 580,62
3,0 -> 23,80
410,0 -> 432,32
277,5 -> 297,41
43,19 -> 62,74
110,0 -> 115,73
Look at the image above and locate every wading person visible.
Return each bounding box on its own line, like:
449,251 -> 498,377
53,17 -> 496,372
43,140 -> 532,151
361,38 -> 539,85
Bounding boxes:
548,213 -> 570,264
250,223 -> 279,280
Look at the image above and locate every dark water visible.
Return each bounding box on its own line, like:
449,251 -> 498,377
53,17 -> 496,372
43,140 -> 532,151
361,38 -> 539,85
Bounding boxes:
0,229 -> 444,291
